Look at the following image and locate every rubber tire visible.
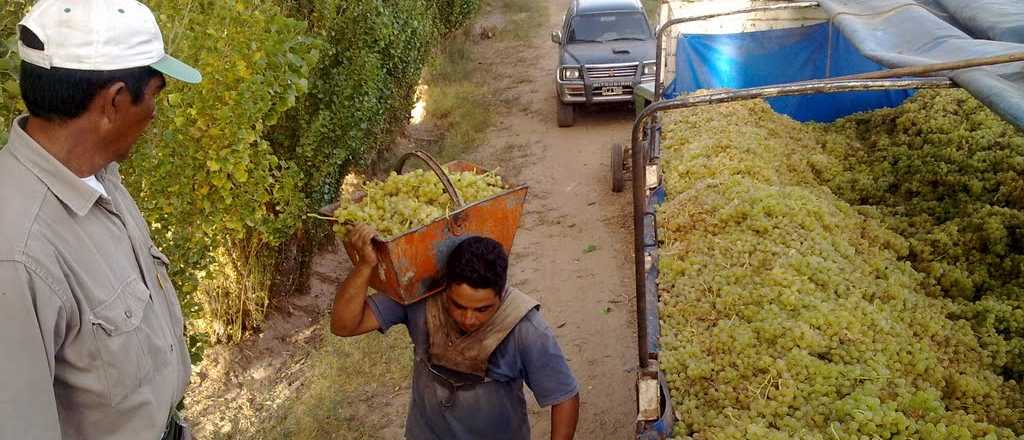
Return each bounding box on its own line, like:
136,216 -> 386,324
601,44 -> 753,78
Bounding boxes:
611,143 -> 625,193
557,101 -> 575,127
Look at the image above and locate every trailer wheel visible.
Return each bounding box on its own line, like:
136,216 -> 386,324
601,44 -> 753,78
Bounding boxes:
557,101 -> 575,127
611,143 -> 625,193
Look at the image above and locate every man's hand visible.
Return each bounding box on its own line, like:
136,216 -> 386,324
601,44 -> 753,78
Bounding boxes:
551,393 -> 580,440
346,223 -> 379,269
330,223 -> 382,337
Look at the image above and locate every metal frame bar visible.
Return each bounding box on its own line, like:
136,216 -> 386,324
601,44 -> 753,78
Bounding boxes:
630,76 -> 955,372
585,61 -> 642,69
653,1 -> 822,99
830,52 -> 1024,81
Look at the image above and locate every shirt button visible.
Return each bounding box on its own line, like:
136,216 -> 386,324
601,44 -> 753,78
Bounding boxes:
125,310 -> 133,319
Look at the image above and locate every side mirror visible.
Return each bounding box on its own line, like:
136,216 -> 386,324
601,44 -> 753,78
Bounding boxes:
551,31 -> 562,44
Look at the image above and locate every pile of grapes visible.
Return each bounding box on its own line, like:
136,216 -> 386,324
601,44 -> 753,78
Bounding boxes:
656,92 -> 1024,439
819,90 -> 1024,378
332,168 -> 505,239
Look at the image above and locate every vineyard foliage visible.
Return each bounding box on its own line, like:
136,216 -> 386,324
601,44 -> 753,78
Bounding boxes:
656,94 -> 1024,439
0,0 -> 29,144
269,0 -> 442,212
432,0 -> 484,35
0,0 -> 482,348
120,0 -> 320,346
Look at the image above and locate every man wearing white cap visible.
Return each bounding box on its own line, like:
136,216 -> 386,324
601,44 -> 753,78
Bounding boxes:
0,0 -> 201,439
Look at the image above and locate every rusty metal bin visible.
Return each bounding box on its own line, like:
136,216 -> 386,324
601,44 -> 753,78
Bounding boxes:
319,150 -> 528,304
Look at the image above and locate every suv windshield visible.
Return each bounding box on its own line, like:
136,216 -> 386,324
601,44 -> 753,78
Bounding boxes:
568,12 -> 651,43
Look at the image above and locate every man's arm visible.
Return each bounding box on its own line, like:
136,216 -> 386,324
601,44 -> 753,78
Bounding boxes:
329,224 -> 382,337
517,311 -> 581,440
551,393 -> 580,440
0,260 -> 64,438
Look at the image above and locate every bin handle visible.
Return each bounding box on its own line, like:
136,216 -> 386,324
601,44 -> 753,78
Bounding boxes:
396,150 -> 465,208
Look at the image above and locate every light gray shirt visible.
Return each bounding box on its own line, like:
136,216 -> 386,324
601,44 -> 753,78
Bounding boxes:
0,116 -> 190,439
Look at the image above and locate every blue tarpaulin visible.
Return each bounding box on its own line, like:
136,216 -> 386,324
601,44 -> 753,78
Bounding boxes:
664,23 -> 913,122
664,0 -> 1024,128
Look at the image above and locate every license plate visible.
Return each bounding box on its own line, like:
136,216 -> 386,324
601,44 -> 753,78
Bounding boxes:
603,86 -> 623,96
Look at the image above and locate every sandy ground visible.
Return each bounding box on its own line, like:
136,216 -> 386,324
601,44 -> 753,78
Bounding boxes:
184,0 -> 640,437
465,0 -> 640,437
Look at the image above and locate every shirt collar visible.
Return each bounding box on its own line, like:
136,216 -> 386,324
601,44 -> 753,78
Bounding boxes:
6,115 -> 103,216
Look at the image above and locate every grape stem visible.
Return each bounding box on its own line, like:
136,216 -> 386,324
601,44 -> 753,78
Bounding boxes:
307,213 -> 350,224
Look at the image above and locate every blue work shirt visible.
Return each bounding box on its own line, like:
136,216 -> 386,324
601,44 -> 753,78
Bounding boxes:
368,292 -> 578,440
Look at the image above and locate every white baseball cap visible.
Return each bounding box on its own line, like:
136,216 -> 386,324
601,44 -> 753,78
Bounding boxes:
18,0 -> 202,83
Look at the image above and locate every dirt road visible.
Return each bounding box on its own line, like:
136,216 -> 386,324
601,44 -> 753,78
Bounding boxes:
465,0 -> 640,437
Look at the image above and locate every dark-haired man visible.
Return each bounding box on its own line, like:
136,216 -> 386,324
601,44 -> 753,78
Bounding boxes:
331,224 -> 580,439
0,0 -> 202,439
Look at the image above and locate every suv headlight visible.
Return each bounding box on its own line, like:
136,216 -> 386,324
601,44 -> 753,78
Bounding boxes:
560,66 -> 581,81
642,61 -> 656,76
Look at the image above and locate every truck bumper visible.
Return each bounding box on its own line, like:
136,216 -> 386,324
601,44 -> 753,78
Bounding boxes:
557,83 -> 638,104
557,78 -> 654,105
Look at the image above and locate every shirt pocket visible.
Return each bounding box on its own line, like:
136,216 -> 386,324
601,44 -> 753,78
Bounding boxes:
89,277 -> 153,406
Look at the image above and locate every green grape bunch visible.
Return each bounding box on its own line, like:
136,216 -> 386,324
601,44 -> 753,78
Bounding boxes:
331,168 -> 505,240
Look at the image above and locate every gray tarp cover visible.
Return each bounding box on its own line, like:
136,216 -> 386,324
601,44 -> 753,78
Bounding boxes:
818,0 -> 1024,128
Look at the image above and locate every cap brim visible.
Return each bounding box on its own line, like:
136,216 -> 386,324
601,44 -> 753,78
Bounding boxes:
151,55 -> 202,84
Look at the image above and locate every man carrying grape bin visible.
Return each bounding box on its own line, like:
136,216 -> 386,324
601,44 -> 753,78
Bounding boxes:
330,223 -> 581,440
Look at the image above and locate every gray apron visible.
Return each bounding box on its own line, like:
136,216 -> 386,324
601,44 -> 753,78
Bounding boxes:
405,288 -> 539,439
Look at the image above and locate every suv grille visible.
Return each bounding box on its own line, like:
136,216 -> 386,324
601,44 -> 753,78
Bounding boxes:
585,64 -> 638,79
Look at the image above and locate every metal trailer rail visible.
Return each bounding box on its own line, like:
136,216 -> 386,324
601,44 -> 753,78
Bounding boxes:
629,76 -> 959,438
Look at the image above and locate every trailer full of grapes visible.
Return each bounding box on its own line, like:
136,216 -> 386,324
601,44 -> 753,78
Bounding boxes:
627,1 -> 1024,438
